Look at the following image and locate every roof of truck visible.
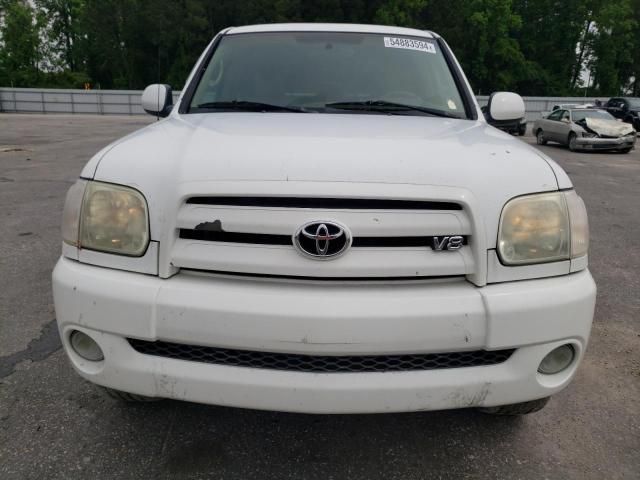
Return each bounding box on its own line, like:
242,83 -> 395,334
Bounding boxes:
226,23 -> 436,38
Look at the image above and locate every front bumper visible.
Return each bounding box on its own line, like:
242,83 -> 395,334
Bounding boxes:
575,135 -> 636,150
53,258 -> 596,414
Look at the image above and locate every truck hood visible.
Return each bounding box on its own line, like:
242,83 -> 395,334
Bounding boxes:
87,113 -> 563,246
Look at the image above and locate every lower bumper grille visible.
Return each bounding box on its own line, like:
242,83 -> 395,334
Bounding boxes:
128,339 -> 514,373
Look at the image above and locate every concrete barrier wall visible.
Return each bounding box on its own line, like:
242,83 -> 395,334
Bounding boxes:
0,88 -> 181,116
0,88 -> 603,121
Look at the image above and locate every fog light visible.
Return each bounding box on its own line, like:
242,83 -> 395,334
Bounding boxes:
70,330 -> 104,361
538,344 -> 575,375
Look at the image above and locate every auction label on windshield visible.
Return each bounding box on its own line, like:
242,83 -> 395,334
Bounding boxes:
384,37 -> 436,54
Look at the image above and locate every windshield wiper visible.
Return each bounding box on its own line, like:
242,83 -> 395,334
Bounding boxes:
195,100 -> 309,113
325,100 -> 461,118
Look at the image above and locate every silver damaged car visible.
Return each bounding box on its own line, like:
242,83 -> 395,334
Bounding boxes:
533,108 -> 636,153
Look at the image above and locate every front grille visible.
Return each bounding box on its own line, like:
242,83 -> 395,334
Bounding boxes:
592,143 -> 621,149
173,193 -> 474,279
179,228 -> 468,249
180,229 -> 291,245
128,339 -> 514,373
186,196 -> 462,211
598,134 -> 619,139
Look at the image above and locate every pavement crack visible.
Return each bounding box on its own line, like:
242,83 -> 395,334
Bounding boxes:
159,404 -> 179,457
0,319 -> 62,378
0,147 -> 29,153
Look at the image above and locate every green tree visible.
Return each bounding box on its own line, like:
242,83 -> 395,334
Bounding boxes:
588,0 -> 637,95
427,0 -> 527,94
630,0 -> 640,95
34,0 -> 85,72
0,0 -> 41,86
374,0 -> 429,25
1,0 -> 638,95
512,0 -> 597,95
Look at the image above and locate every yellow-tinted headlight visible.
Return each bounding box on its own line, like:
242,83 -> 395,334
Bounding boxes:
79,181 -> 149,256
498,192 -> 570,265
498,190 -> 589,266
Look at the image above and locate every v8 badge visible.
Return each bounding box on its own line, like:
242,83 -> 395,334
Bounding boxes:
432,235 -> 464,251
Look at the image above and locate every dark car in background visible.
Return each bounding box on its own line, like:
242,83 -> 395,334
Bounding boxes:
605,97 -> 640,131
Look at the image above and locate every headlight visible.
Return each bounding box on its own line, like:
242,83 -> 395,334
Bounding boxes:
581,132 -> 597,138
61,179 -> 88,247
564,190 -> 589,258
498,191 -> 588,265
62,180 -> 150,256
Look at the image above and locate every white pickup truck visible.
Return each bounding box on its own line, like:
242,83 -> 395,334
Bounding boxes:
53,23 -> 596,415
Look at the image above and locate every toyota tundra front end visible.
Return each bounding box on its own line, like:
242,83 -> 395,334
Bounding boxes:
53,24 -> 596,415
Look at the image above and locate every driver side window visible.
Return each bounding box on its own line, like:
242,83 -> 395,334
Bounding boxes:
548,110 -> 563,121
561,111 -> 570,122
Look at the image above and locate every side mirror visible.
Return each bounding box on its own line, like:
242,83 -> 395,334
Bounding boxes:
485,92 -> 525,126
141,84 -> 173,117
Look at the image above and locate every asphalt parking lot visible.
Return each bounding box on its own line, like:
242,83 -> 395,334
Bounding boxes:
0,114 -> 638,480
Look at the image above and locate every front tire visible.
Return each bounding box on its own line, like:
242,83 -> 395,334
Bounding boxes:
568,133 -> 578,151
518,123 -> 527,136
102,386 -> 161,403
619,148 -> 632,154
479,397 -> 550,416
536,130 -> 547,145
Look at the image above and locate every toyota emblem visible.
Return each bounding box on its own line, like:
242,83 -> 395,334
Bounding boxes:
293,221 -> 351,259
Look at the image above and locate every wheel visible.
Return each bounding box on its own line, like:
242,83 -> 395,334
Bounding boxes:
536,129 -> 547,145
479,397 -> 550,416
102,386 -> 161,402
568,132 -> 578,151
619,148 -> 632,154
518,123 -> 527,136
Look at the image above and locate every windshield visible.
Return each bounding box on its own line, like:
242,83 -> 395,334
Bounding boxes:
189,32 -> 467,118
571,110 -> 615,122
